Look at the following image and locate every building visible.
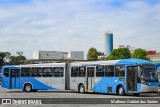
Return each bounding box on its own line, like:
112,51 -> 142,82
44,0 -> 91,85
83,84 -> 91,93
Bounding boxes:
63,52 -> 69,59
147,54 -> 160,61
68,51 -> 84,60
146,50 -> 157,55
33,51 -> 84,60
104,32 -> 113,56
33,51 -> 63,59
116,45 -> 135,54
146,50 -> 160,61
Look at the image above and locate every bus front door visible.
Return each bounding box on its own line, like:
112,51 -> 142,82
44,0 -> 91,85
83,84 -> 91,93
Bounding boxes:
10,69 -> 20,89
127,66 -> 138,92
86,67 -> 95,92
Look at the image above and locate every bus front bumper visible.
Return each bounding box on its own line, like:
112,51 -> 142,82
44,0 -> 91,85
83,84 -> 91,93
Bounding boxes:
140,84 -> 158,92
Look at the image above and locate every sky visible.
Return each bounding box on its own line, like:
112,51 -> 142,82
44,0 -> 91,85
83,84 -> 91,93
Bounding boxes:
0,0 -> 160,59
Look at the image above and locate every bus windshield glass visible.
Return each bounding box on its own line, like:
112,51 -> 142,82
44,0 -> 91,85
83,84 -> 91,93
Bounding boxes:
157,68 -> 160,86
139,65 -> 157,82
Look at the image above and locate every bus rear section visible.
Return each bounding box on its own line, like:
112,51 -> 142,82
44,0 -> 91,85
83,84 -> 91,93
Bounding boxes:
1,63 -> 69,92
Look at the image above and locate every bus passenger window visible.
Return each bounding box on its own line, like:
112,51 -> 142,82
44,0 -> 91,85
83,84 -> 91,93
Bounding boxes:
4,68 -> 9,77
105,66 -> 114,77
21,68 -> 31,77
10,69 -> 20,77
31,68 -> 42,77
96,66 -> 104,77
31,68 -> 37,77
115,65 -> 125,77
79,66 -> 86,77
53,67 -> 64,77
37,68 -> 42,77
42,68 -> 52,77
71,67 -> 78,77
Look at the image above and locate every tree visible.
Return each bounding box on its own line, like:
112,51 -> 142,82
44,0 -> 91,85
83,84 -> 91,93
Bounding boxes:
10,56 -> 26,65
98,52 -> 104,56
131,48 -> 147,60
87,47 -> 98,61
105,48 -> 131,60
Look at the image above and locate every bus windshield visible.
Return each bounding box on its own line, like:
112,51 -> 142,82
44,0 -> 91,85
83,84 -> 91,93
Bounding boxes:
157,68 -> 160,86
139,65 -> 157,82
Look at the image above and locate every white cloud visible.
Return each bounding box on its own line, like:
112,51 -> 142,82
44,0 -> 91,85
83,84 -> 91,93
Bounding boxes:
0,0 -> 160,58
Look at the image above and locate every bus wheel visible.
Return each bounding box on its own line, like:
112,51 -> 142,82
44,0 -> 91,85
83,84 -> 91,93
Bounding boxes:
24,84 -> 32,92
79,84 -> 85,93
118,86 -> 125,96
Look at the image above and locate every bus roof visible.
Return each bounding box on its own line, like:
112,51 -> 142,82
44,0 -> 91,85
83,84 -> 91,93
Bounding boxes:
2,59 -> 154,68
2,63 -> 66,68
115,58 -> 153,65
71,59 -> 153,66
151,62 -> 160,68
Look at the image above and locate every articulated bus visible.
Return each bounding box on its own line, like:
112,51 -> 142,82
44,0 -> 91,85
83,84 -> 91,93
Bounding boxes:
1,59 -> 158,95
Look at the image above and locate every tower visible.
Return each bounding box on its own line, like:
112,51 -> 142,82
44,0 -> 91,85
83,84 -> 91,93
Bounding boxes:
104,32 -> 113,56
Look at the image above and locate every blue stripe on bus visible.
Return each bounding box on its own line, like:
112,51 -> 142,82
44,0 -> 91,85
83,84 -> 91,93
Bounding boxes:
2,77 -> 59,90
92,77 -> 125,93
20,77 -> 58,90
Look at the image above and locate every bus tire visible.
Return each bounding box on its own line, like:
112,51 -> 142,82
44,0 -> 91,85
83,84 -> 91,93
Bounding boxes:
24,83 -> 32,92
79,84 -> 85,93
118,86 -> 125,96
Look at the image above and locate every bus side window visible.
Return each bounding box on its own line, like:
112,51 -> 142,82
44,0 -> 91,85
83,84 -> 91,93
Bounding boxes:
53,67 -> 64,77
31,68 -> 41,77
105,66 -> 114,77
71,67 -> 78,77
21,68 -> 31,77
59,68 -> 64,77
96,66 -> 104,77
115,65 -> 125,77
42,68 -> 52,77
31,68 -> 37,77
79,66 -> 86,77
4,68 -> 9,77
37,68 -> 42,77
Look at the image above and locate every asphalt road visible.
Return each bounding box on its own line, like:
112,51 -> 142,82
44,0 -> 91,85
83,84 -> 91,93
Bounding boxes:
0,86 -> 160,107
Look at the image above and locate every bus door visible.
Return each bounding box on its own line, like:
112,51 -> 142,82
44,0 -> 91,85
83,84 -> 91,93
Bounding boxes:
10,69 -> 20,89
127,66 -> 138,92
86,67 -> 95,92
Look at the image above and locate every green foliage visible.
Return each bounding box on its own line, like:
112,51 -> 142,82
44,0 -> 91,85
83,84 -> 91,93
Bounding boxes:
105,55 -> 117,60
10,56 -> 26,65
87,47 -> 98,61
0,52 -> 26,66
98,52 -> 104,56
105,48 -> 131,60
131,48 -> 147,60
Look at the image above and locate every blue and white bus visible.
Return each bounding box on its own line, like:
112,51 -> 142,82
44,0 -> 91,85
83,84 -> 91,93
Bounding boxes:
1,63 -> 69,92
70,59 -> 158,95
1,59 -> 158,95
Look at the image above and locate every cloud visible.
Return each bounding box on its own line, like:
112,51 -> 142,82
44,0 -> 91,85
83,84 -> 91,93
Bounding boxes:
0,0 -> 160,58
